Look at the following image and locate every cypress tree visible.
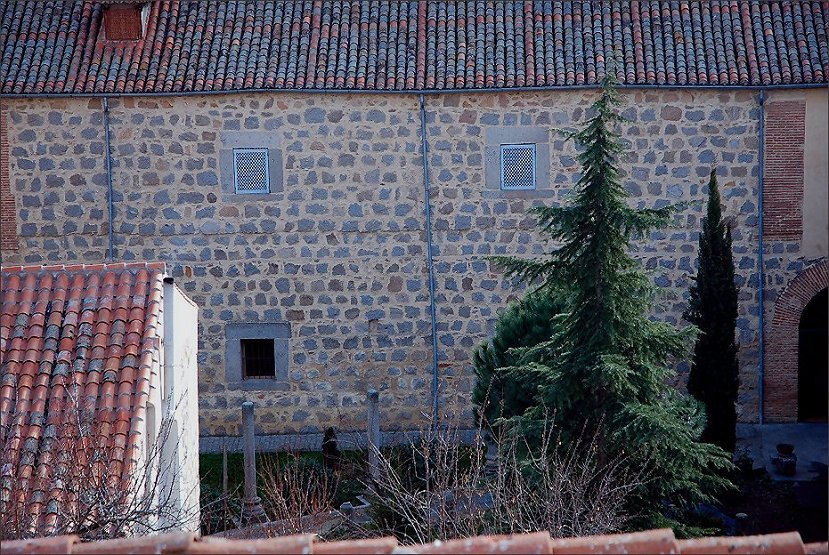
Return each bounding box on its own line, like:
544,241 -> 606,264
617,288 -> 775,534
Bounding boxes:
684,170 -> 739,453
488,78 -> 733,533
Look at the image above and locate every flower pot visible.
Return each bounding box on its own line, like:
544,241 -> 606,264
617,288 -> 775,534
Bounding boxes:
776,443 -> 795,456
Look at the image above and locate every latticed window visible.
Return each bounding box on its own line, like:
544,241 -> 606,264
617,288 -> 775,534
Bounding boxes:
500,144 -> 537,190
233,148 -> 270,194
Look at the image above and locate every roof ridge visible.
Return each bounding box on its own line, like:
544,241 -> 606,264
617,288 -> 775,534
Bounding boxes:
1,261 -> 167,274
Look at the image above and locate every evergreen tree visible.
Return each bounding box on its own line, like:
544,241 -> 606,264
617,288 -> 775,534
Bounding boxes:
472,291 -> 564,430
488,78 -> 733,533
684,170 -> 739,452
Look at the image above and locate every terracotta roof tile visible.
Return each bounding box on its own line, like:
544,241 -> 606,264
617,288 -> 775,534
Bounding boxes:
1,0 -> 826,95
312,537 -> 399,555
806,542 -> 829,555
0,529 -> 817,554
0,262 -> 166,538
411,532 -> 552,554
676,531 -> 806,554
71,532 -> 196,554
190,535 -> 317,554
0,534 -> 78,555
549,528 -> 678,554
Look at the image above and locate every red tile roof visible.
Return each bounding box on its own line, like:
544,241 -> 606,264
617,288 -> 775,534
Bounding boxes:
0,262 -> 166,538
1,1 -> 827,95
1,529 -> 824,554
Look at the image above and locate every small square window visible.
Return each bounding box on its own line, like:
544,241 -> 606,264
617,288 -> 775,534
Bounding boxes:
233,148 -> 270,194
500,144 -> 537,190
241,339 -> 276,379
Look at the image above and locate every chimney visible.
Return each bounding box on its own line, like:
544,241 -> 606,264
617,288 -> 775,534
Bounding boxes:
103,2 -> 146,41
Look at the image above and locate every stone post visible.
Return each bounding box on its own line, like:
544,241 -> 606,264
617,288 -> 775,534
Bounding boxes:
483,431 -> 499,477
241,401 -> 266,525
367,389 -> 380,482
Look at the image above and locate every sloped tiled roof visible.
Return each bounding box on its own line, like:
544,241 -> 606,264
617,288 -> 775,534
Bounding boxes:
2,528 -> 828,554
1,1 -> 827,95
0,262 -> 166,537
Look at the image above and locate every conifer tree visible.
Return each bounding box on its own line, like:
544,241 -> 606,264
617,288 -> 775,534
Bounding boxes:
684,170 -> 739,452
487,78 -> 733,533
472,291 -> 564,430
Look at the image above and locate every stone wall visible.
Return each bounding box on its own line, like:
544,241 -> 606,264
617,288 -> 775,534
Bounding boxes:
1,88 -> 817,438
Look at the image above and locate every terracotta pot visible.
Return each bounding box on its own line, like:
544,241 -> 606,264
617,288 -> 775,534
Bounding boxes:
776,443 -> 795,456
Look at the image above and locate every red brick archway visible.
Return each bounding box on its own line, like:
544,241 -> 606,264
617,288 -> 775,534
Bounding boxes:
764,260 -> 829,422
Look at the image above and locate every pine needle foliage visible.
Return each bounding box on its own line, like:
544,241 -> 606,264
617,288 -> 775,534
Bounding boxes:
484,77 -> 733,533
472,290 -> 565,431
684,170 -> 739,453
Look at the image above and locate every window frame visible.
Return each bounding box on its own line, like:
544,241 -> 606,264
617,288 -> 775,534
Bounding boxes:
499,143 -> 538,191
225,322 -> 290,390
232,147 -> 271,194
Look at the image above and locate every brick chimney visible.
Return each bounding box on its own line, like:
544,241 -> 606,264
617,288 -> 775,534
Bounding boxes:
103,2 -> 146,41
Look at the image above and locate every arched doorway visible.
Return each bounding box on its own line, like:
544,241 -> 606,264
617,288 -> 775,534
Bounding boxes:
798,288 -> 828,422
765,260 -> 828,422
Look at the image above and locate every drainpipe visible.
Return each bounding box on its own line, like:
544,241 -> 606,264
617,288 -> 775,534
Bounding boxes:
419,94 -> 440,428
757,90 -> 766,425
102,96 -> 115,261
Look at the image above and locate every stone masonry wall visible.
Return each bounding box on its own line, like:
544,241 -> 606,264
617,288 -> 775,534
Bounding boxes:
1,88 -> 811,438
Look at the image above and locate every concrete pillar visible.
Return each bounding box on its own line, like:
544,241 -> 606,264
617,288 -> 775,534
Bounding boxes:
241,401 -> 266,524
367,389 -> 380,481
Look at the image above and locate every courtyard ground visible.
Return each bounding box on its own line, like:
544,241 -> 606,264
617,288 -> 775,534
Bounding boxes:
730,423 -> 828,543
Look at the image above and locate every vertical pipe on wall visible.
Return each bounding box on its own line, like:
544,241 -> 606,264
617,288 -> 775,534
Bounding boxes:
419,94 -> 440,428
102,96 -> 115,261
757,89 -> 766,425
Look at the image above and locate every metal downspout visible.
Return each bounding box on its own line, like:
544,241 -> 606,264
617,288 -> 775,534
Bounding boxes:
757,90 -> 766,425
103,96 -> 115,261
419,94 -> 440,428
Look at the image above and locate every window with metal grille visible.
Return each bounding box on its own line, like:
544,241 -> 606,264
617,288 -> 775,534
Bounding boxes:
241,339 -> 276,379
500,144 -> 537,190
233,148 -> 270,194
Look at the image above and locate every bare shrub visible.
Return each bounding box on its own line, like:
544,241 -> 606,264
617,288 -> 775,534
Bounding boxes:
199,482 -> 242,536
1,394 -> 198,541
256,453 -> 340,536
362,417 -> 646,545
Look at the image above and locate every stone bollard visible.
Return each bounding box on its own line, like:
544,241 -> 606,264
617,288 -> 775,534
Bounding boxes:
735,513 -> 748,536
483,431 -> 499,477
367,389 -> 380,482
241,401 -> 266,525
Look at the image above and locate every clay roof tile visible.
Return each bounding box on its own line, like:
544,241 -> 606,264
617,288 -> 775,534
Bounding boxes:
1,1 -> 825,94
0,534 -> 79,555
676,531 -> 806,555
549,528 -> 678,554
0,262 -> 167,538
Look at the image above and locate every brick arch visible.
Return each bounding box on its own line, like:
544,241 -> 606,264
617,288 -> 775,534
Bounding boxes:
764,260 -> 829,422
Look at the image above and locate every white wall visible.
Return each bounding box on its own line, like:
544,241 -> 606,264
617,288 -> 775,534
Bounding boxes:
161,279 -> 201,532
803,88 -> 828,259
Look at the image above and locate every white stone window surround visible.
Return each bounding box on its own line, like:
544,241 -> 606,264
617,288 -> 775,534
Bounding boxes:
484,126 -> 553,198
219,131 -> 283,197
225,322 -> 290,391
